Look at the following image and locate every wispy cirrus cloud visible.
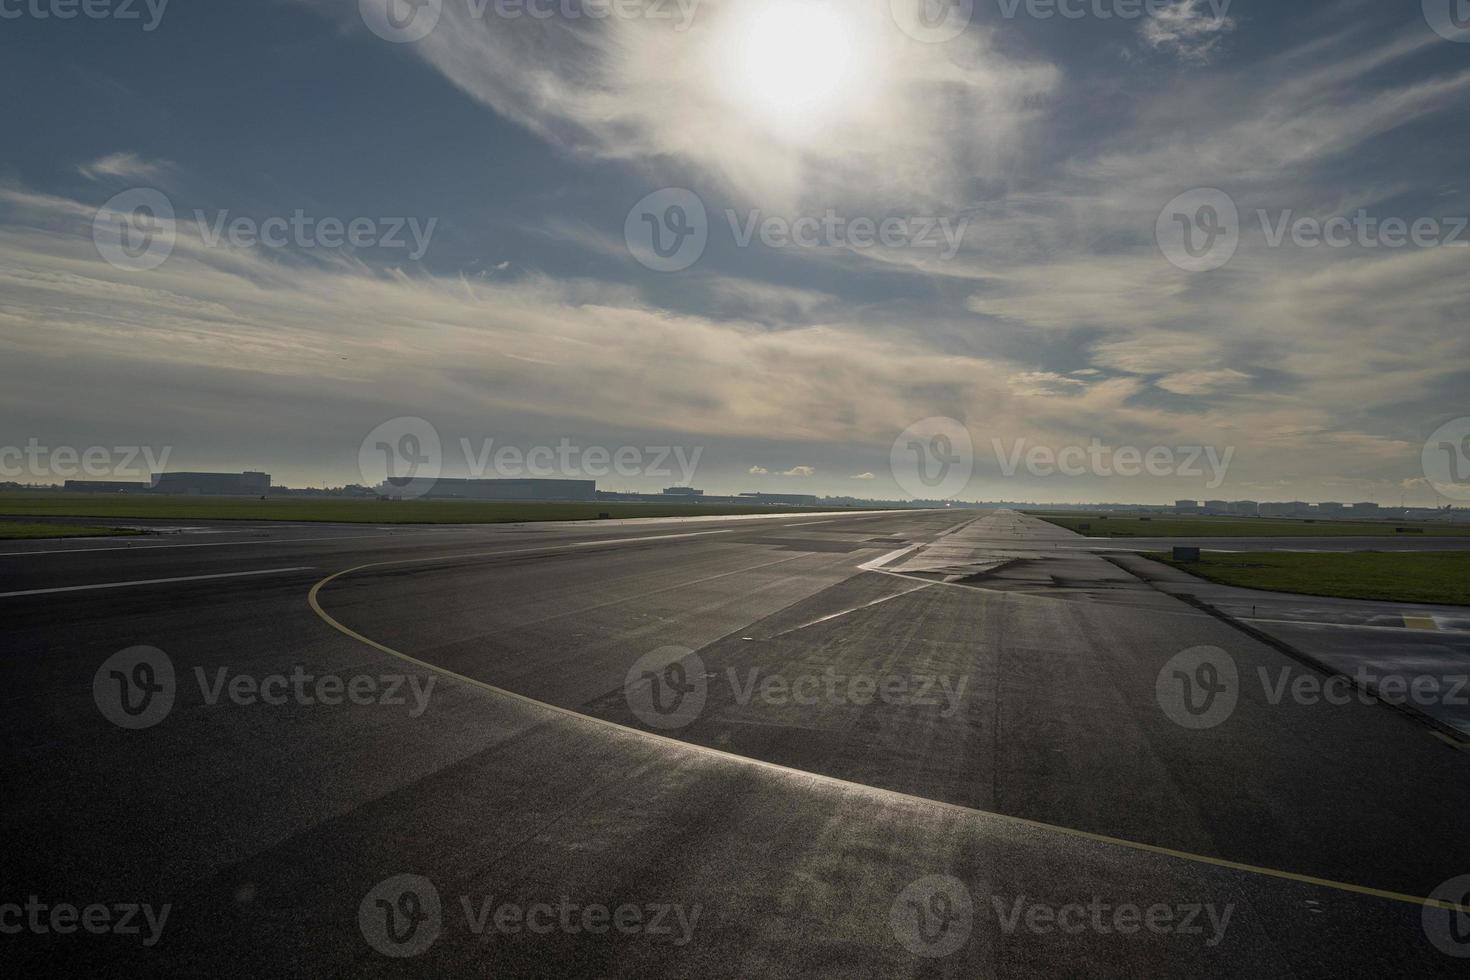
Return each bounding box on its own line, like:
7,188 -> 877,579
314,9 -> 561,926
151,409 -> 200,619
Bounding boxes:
1140,0 -> 1236,64
77,152 -> 173,183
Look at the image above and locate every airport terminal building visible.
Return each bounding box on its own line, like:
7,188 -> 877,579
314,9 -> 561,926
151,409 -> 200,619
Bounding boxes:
382,478 -> 598,501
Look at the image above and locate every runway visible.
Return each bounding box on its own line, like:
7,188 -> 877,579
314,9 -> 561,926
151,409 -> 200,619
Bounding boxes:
3,509 -> 1469,976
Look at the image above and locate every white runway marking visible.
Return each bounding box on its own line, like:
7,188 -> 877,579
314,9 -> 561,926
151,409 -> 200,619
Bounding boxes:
0,566 -> 317,599
767,582 -> 934,637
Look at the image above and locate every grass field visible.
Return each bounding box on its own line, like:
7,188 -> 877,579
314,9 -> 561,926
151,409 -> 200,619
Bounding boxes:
1029,512 -> 1470,538
0,522 -> 144,541
0,493 -> 855,526
1150,551 -> 1470,606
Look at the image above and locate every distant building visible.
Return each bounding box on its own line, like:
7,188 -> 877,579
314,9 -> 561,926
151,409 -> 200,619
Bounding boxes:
1175,500 -> 1200,514
1203,500 -> 1229,514
1351,502 -> 1380,516
63,480 -> 149,493
151,472 -> 271,495
738,492 -> 819,507
1258,502 -> 1306,518
662,487 -> 704,496
1229,500 -> 1260,517
1316,502 -> 1346,516
388,478 -> 597,501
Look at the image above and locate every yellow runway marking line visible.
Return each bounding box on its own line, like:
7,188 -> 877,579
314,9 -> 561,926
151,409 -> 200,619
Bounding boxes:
307,552 -> 1470,917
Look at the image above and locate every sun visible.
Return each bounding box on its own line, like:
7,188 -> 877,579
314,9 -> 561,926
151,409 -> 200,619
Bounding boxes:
712,0 -> 873,131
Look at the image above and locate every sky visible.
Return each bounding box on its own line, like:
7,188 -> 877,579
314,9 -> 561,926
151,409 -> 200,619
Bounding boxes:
1,0 -> 1468,504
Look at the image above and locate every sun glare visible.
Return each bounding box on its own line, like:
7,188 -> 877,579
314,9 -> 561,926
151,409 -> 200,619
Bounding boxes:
714,0 -> 871,130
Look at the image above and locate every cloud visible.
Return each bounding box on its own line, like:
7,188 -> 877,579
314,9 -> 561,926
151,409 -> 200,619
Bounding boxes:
1008,371 -> 1090,396
1140,0 -> 1236,64
3,181 -> 1459,499
77,152 -> 172,183
1090,333 -> 1224,377
850,472 -> 876,480
330,0 -> 1058,209
1156,368 -> 1251,395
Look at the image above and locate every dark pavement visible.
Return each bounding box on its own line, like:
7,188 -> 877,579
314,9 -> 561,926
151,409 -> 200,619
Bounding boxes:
3,509 -> 1469,977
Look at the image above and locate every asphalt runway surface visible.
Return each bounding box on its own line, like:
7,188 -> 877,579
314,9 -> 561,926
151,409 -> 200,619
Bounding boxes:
4,509 -> 1470,977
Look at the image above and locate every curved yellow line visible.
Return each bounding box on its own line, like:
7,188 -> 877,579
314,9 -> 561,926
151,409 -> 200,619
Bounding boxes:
308,556 -> 1470,916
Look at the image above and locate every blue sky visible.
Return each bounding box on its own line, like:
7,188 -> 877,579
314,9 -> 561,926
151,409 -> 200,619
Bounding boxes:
1,0 -> 1468,502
